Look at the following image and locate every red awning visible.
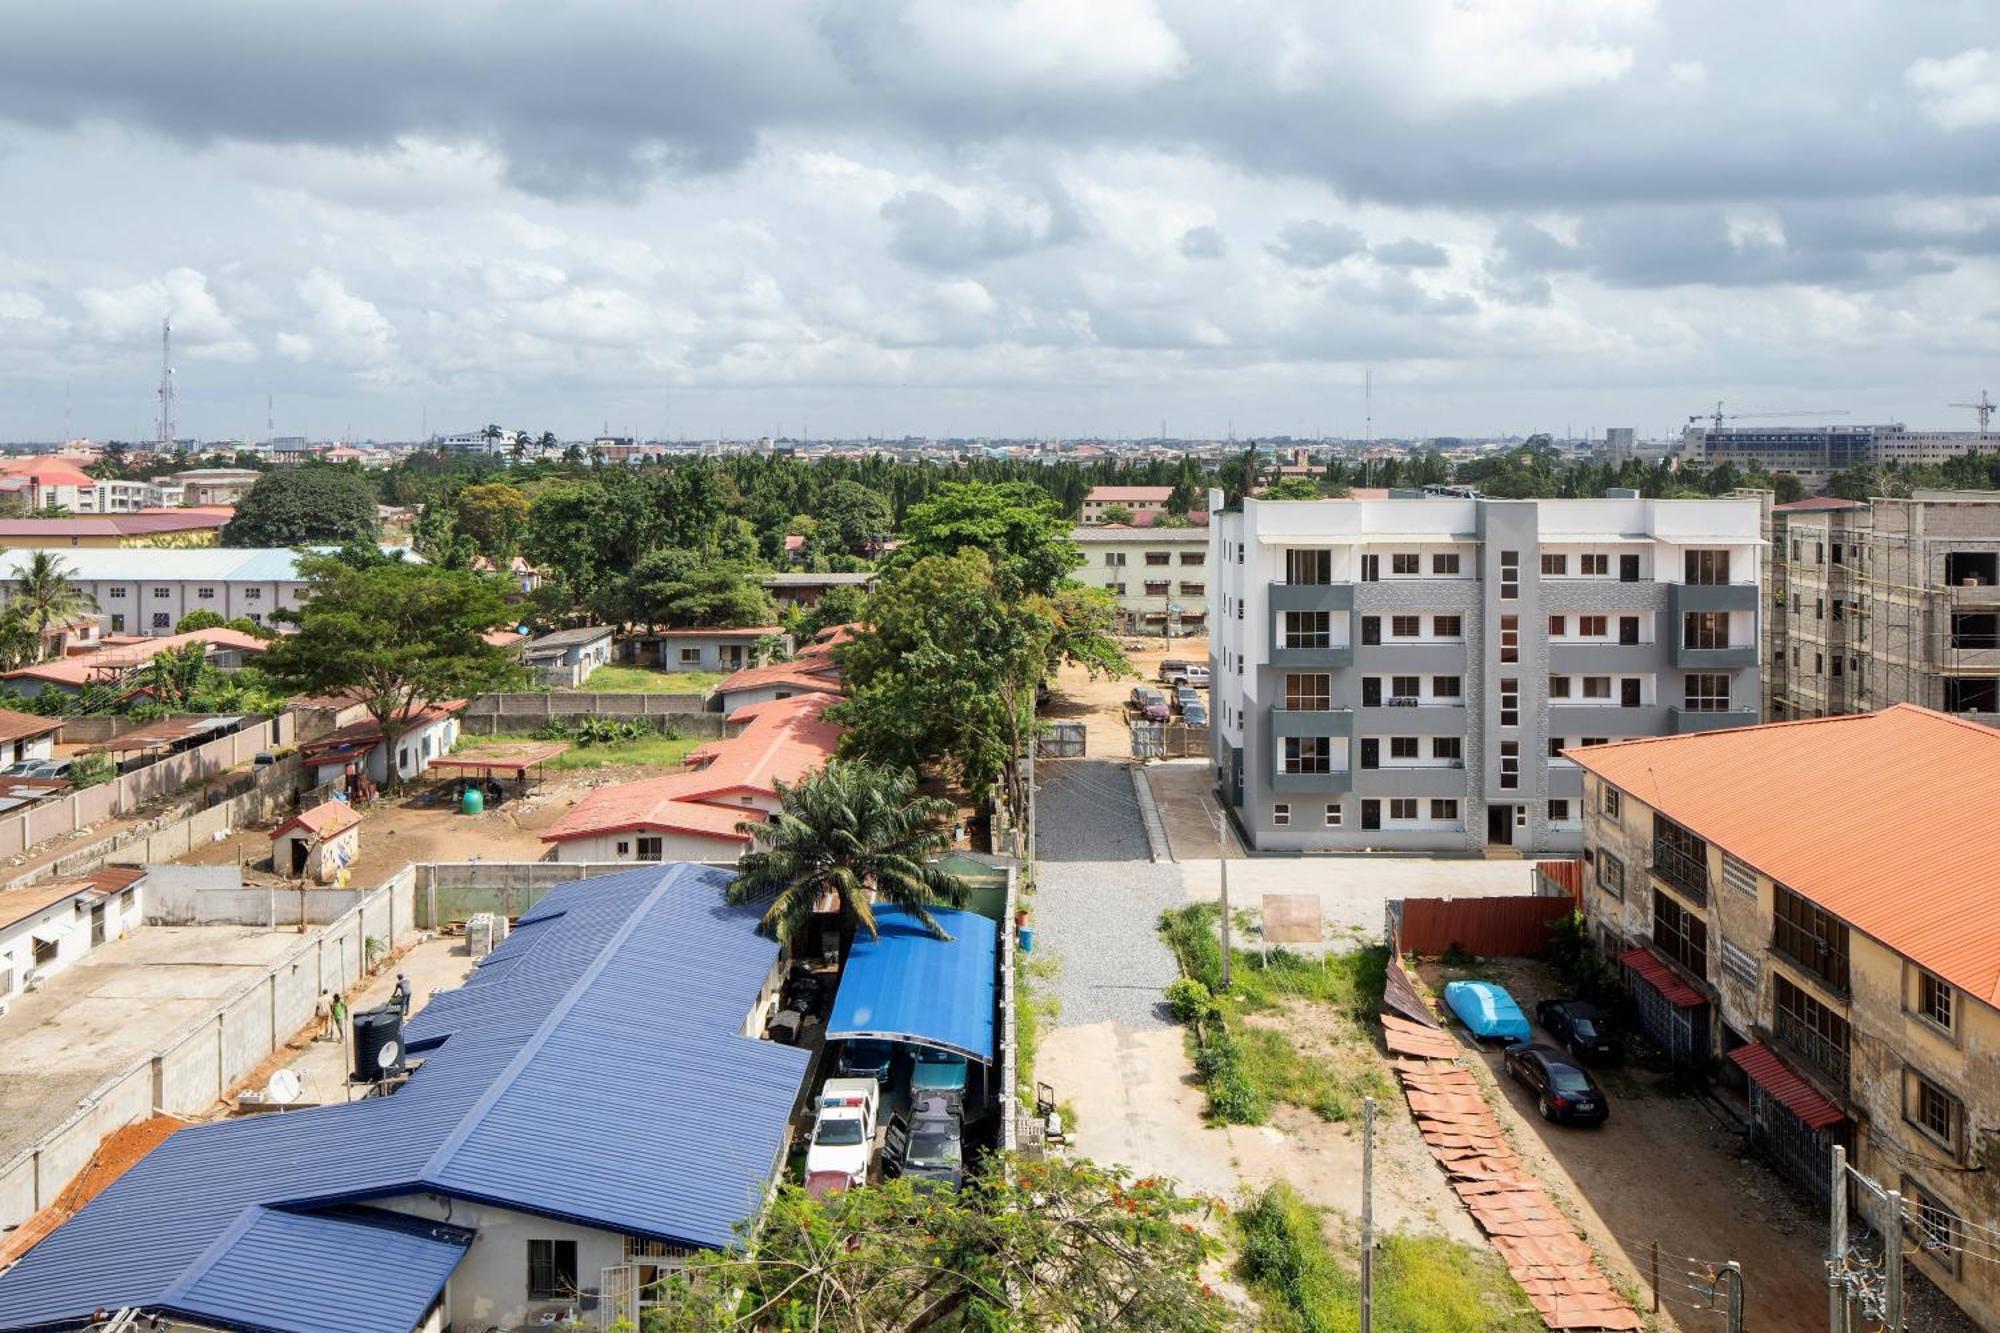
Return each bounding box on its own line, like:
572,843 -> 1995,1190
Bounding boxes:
1618,947 -> 1705,1008
1729,1042 -> 1846,1130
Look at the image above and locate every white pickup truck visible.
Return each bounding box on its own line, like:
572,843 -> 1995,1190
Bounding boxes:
805,1077 -> 880,1195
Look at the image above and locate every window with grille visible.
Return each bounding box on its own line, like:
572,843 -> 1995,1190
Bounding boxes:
1773,974 -> 1848,1088
1905,1179 -> 1962,1274
1391,675 -> 1420,698
1652,889 -> 1707,979
1541,553 -> 1567,576
528,1239 -> 579,1301
1916,970 -> 1954,1033
1907,1069 -> 1962,1153
1432,676 -> 1461,698
1602,786 -> 1621,817
1284,674 -> 1331,710
1283,737 -> 1331,774
1433,615 -> 1462,637
1391,615 -> 1421,638
1771,884 -> 1847,991
1652,813 -> 1709,903
1145,551 -> 1171,566
1283,611 -> 1330,649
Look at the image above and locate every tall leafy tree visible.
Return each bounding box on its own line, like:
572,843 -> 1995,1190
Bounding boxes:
452,482 -> 532,559
597,547 -> 776,629
892,481 -> 1081,599
220,465 -> 380,547
10,552 -> 97,660
260,549 -> 524,789
812,478 -> 893,556
728,760 -> 968,943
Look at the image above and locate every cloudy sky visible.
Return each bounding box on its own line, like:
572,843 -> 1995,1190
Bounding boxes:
1,0 -> 1998,443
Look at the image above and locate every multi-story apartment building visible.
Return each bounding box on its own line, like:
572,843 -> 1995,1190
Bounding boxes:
1208,491 -> 1761,854
1570,707 -> 2000,1329
1753,490 -> 2000,720
1072,526 -> 1207,635
1079,485 -> 1173,525
1682,423 -> 2000,484
0,547 -> 315,634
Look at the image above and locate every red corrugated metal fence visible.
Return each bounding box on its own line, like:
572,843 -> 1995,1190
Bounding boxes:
1396,895 -> 1573,956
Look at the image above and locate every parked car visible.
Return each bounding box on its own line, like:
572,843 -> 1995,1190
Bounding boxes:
806,1077 -> 881,1192
1129,687 -> 1170,721
24,760 -> 71,780
887,1110 -> 965,1191
1535,999 -> 1620,1063
1173,684 -> 1201,713
1160,660 -> 1211,687
1442,979 -> 1532,1045
1503,1043 -> 1610,1125
0,761 -> 41,777
909,1047 -> 969,1114
1181,700 -> 1209,727
834,1038 -> 897,1086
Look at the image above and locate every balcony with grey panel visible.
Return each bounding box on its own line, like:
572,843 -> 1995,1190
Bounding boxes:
1268,584 -> 1355,666
1670,582 -> 1759,616
1549,641 -> 1661,673
1270,707 -> 1355,739
1547,703 -> 1668,735
1351,765 -> 1469,797
1671,642 -> 1757,669
1669,707 -> 1760,734
1357,703 -> 1471,735
1352,641 -> 1467,673
1270,582 -> 1355,613
1270,767 -> 1353,795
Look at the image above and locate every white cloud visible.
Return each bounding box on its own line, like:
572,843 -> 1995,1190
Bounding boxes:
899,0 -> 1187,92
1907,48 -> 2000,130
290,269 -> 397,367
77,267 -> 257,362
1417,0 -> 1654,106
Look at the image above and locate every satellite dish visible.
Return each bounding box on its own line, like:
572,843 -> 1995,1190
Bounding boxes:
264,1068 -> 302,1105
376,1039 -> 402,1071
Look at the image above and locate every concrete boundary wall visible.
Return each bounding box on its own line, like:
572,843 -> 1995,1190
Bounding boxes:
464,692 -> 713,719
0,864 -> 418,1232
457,710 -> 724,739
414,860 -> 687,928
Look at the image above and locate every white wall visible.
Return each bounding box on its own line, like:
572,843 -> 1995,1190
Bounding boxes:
0,882 -> 141,998
550,829 -> 746,864
377,1195 -> 633,1332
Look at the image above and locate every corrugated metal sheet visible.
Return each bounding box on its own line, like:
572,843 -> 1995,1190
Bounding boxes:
1728,1043 -> 1846,1131
1619,947 -> 1705,1008
827,905 -> 998,1063
1572,705 -> 2000,1007
0,864 -> 807,1332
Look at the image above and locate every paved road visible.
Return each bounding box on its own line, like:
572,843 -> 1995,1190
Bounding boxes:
1031,760 -> 1183,1030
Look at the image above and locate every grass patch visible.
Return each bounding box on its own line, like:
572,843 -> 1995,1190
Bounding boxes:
1159,904 -> 1392,1124
580,664 -> 725,694
1237,1183 -> 1540,1333
457,731 -> 703,771
1015,952 -> 1061,1103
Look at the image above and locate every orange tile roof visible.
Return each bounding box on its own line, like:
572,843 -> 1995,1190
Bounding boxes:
1570,704 -> 2000,1008
713,659 -> 844,698
2,628 -> 267,687
544,693 -> 841,844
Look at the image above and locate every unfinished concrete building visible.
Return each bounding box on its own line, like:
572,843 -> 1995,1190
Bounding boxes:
1748,491 -> 2000,721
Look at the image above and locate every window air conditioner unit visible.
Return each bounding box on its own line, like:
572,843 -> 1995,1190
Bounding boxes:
1388,696 -> 1420,707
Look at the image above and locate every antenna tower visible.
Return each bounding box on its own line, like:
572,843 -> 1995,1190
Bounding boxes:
156,318 -> 176,453
1365,367 -> 1373,444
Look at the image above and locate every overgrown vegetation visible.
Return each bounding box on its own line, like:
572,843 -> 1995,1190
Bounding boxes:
579,664 -> 726,694
1237,1182 -> 1540,1333
67,752 -> 114,790
1544,910 -> 1623,1007
1014,951 -> 1061,1104
460,730 -> 700,771
534,715 -> 678,746
1160,903 -> 1392,1125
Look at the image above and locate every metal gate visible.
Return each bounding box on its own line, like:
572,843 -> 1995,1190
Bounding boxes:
1130,721 -> 1208,759
1747,1085 -> 1842,1205
596,1263 -> 637,1331
1626,972 -> 1707,1065
1041,722 -> 1086,758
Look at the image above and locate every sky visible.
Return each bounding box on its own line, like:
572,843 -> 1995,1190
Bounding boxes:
0,0 -> 1998,444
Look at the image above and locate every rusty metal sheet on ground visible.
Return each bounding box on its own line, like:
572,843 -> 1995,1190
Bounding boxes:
1259,893 -> 1322,943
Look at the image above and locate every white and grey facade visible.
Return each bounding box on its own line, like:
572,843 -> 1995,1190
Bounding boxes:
1209,492 -> 1762,854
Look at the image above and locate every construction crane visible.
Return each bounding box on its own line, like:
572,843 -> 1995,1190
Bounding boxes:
1950,390 -> 1994,432
1688,401 -> 1850,432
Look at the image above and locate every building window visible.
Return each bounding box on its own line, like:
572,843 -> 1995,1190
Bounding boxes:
1499,740 -> 1519,789
1580,553 -> 1609,576
1541,553 -> 1568,576
1907,1070 -> 1962,1154
1430,799 -> 1459,821
1684,550 -> 1732,585
152,587 -> 171,598
1145,551 -> 1171,566
1549,675 -> 1571,698
1432,553 -> 1460,575
1286,549 -> 1331,584
1389,797 -> 1418,821
1602,786 -> 1622,818
1431,736 -> 1461,763
1432,675 -> 1461,699
528,1239 -> 580,1301
1499,676 -> 1519,728
1390,614 -> 1421,638
1144,581 -> 1170,596
679,647 -> 703,665
1391,552 -> 1421,575
1684,612 -> 1731,650
1683,674 -> 1730,712
1771,883 -> 1849,992
1104,552 -> 1125,567
1652,813 -> 1709,903
1323,803 -> 1342,827
1181,552 -> 1205,566
1273,803 -> 1291,827
1548,736 -> 1566,757
1652,889 -> 1708,980
1578,614 -> 1607,637
1389,736 -> 1419,759
151,612 -> 171,629
1581,676 -> 1610,699
1283,737 -> 1331,774
1548,798 -> 1571,823
1284,673 -> 1331,710
243,587 -> 261,600
108,586 -> 126,599
1432,615 -> 1461,638
1916,969 -> 1954,1034
1499,615 -> 1518,663
1283,611 -> 1331,650
1905,1179 -> 1962,1275
636,836 -> 664,861
1500,550 -> 1519,600
1548,615 -> 1566,637
1773,974 -> 1848,1089
1390,674 -> 1421,699
1179,581 -> 1204,596
196,586 -> 215,600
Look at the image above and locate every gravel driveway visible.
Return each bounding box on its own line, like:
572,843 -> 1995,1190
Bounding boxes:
1031,760 -> 1184,1029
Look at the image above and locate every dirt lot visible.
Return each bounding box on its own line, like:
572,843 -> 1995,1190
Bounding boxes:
1043,634 -> 1208,759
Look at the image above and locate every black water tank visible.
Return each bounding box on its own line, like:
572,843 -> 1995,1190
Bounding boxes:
351,1005 -> 406,1083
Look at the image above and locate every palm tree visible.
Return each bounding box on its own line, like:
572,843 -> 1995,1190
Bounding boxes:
11,552 -> 97,661
0,607 -> 40,672
728,761 -> 970,945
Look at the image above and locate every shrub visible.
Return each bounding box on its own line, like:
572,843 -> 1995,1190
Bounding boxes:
533,716 -> 673,747
67,753 -> 114,790
1165,976 -> 1212,1025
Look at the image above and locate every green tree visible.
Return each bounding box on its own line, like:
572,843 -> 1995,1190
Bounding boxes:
454,482 -> 532,559
646,1156 -> 1227,1331
893,481 -> 1080,599
220,465 -> 380,547
786,583 -> 869,640
175,609 -> 268,637
812,479 -> 893,556
0,608 -> 42,672
10,552 -> 97,661
260,550 -> 524,789
1259,477 -> 1323,500
599,548 -> 777,629
1098,502 -> 1136,525
727,760 -> 968,943
129,642 -> 210,709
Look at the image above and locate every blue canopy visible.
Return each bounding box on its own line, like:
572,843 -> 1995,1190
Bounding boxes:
827,906 -> 998,1063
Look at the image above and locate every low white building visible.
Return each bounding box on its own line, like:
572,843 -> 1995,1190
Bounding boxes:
0,709 -> 62,766
0,869 -> 146,1002
299,704 -> 464,792
0,547 -> 313,636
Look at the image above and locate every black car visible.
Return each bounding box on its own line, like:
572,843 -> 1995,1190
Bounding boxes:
834,1038 -> 897,1085
1534,999 -> 1620,1063
1503,1043 -> 1609,1125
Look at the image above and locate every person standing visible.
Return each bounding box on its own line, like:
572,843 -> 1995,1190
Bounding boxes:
312,991 -> 332,1043
330,993 -> 348,1044
392,973 -> 412,1019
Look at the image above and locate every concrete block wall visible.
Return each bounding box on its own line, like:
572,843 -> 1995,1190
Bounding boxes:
464,692 -> 714,719
415,860 -> 640,928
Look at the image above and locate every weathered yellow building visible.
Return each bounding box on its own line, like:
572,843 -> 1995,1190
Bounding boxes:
0,515 -> 225,548
1569,705 -> 2000,1329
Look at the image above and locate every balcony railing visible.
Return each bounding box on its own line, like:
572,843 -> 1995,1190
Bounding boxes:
1651,836 -> 1709,904
1774,1009 -> 1850,1094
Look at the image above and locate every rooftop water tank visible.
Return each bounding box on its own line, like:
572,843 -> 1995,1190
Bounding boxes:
352,1005 -> 406,1084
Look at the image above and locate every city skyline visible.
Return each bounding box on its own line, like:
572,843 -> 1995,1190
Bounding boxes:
0,2 -> 1996,441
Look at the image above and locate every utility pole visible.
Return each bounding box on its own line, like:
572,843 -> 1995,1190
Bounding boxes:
1829,1144 -> 1849,1333
1360,1096 -> 1376,1333
156,318 -> 175,454
1882,1188 -> 1903,1332
1721,1260 -> 1744,1333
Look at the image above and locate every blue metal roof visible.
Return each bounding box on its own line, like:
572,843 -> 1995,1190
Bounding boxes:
0,864 -> 808,1333
826,906 -> 998,1064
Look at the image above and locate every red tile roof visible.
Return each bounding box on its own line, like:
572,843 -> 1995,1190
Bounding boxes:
1618,947 -> 1705,1008
0,513 -> 229,538
270,799 -> 362,842
543,693 -> 841,845
1728,1043 -> 1845,1129
0,708 -> 64,745
2,628 -> 268,687
1576,706 -> 2000,1008
713,658 -> 844,699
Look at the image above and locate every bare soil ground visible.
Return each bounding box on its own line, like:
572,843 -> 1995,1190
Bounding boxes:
1043,635 -> 1208,759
